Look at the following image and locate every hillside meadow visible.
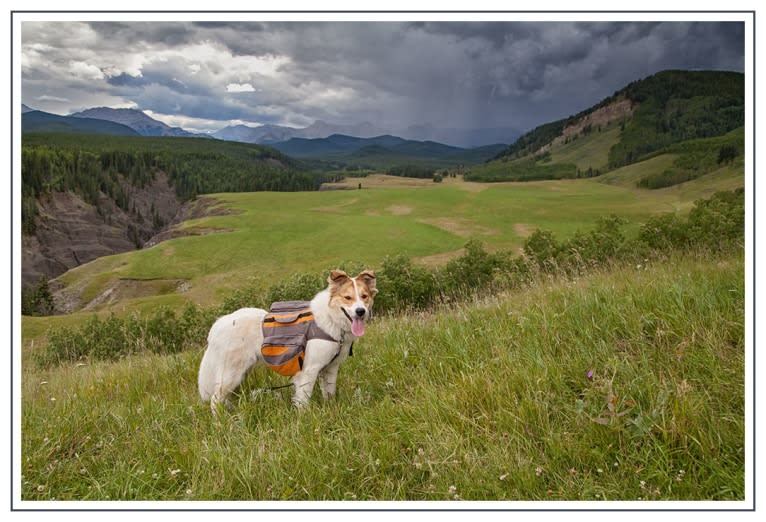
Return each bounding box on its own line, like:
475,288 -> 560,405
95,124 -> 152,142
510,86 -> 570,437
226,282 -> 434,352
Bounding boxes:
22,164 -> 742,350
19,177 -> 746,504
21,251 -> 744,502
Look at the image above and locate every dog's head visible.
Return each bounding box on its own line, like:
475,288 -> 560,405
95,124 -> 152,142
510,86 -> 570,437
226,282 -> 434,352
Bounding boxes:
327,269 -> 377,337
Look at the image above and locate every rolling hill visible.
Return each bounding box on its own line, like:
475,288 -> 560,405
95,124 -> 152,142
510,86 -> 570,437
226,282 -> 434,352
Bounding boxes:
468,70 -> 744,187
271,133 -> 506,169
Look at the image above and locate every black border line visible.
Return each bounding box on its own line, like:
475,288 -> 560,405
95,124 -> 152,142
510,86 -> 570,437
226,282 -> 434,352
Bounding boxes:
10,10 -> 757,513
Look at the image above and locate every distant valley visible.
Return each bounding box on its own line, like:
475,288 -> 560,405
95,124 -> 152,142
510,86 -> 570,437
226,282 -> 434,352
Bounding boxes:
20,69 -> 745,297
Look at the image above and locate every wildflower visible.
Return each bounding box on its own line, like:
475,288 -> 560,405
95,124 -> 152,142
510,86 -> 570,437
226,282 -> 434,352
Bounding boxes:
535,467 -> 543,476
587,370 -> 594,380
448,485 -> 457,495
185,489 -> 192,496
499,473 -> 509,481
597,468 -> 604,474
170,469 -> 181,476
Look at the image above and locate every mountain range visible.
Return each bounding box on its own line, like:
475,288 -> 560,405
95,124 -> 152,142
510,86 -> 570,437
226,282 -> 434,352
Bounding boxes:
267,133 -> 507,168
70,107 -> 200,138
21,103 -> 519,148
22,109 -> 140,136
213,120 -> 519,148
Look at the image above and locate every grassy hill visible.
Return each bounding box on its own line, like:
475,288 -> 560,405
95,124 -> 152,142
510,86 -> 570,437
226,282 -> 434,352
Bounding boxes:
21,252 -> 744,501
20,162 -> 743,348
475,70 -> 744,187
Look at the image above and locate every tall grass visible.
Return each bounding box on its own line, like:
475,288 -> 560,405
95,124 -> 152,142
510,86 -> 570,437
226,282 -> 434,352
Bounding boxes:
21,252 -> 744,501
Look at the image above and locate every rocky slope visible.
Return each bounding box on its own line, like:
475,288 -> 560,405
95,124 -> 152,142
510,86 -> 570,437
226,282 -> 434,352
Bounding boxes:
22,171 -> 181,288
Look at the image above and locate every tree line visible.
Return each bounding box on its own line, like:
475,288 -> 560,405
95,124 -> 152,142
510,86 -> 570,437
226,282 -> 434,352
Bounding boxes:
21,133 -> 328,235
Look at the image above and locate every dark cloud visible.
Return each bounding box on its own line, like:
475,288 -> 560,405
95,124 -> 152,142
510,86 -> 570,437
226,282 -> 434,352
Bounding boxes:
21,19 -> 746,136
87,21 -> 198,48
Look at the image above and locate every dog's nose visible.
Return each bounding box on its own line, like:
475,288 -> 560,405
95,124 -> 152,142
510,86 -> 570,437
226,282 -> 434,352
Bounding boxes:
355,307 -> 366,318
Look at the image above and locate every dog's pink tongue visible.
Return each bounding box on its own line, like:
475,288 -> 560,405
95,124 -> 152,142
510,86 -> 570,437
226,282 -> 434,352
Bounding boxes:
352,317 -> 365,337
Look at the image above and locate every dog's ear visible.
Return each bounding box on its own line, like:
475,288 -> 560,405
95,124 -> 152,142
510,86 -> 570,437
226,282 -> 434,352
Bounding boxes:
328,269 -> 350,287
356,270 -> 378,296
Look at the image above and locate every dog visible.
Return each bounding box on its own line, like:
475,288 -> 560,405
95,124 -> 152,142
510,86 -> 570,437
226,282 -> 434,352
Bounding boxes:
198,269 -> 377,411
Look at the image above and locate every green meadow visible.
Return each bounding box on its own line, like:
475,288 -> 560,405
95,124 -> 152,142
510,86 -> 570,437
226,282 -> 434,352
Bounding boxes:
27,165 -> 740,327
21,253 -> 745,502
20,157 -> 746,503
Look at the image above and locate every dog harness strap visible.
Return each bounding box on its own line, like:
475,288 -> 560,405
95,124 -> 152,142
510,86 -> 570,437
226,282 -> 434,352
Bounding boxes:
307,320 -> 338,343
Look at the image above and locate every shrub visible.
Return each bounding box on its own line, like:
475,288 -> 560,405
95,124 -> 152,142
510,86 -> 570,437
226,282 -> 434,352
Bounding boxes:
718,144 -> 739,164
264,272 -> 325,305
374,255 -> 441,313
638,213 -> 689,250
686,188 -> 745,248
21,276 -> 55,316
218,280 -> 264,315
523,230 -> 560,271
443,239 -> 501,295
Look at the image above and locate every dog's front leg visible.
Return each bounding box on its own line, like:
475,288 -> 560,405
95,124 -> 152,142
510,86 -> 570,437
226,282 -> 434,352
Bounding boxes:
292,366 -> 321,408
292,340 -> 338,408
318,360 -> 341,401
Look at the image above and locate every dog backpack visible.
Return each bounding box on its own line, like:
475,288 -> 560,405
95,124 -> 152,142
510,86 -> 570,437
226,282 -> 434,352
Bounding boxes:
261,301 -> 337,376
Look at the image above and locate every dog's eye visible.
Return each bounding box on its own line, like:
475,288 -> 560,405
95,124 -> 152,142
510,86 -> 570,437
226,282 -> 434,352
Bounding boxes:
344,295 -> 353,301
361,294 -> 368,300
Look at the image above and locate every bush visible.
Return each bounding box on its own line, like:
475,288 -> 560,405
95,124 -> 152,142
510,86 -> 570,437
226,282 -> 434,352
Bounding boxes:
443,239 -> 501,295
374,255 -> 441,313
718,144 -> 739,164
38,304 -> 220,367
638,213 -> 689,250
523,230 -> 560,271
265,272 -> 325,305
686,188 -> 744,248
21,276 -> 55,316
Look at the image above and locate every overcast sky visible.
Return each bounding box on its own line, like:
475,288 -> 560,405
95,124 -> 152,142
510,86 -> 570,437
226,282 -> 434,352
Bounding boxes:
20,20 -> 744,134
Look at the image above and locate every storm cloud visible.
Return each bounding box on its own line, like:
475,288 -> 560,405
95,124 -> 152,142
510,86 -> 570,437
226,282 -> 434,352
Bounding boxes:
20,19 -> 745,135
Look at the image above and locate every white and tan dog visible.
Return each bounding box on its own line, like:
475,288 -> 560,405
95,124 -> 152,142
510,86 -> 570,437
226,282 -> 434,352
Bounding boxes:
198,270 -> 377,411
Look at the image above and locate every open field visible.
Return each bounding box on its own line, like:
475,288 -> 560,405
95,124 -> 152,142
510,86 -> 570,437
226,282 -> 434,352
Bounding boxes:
20,253 -> 745,502
21,165 -> 743,350
20,151 -> 744,375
